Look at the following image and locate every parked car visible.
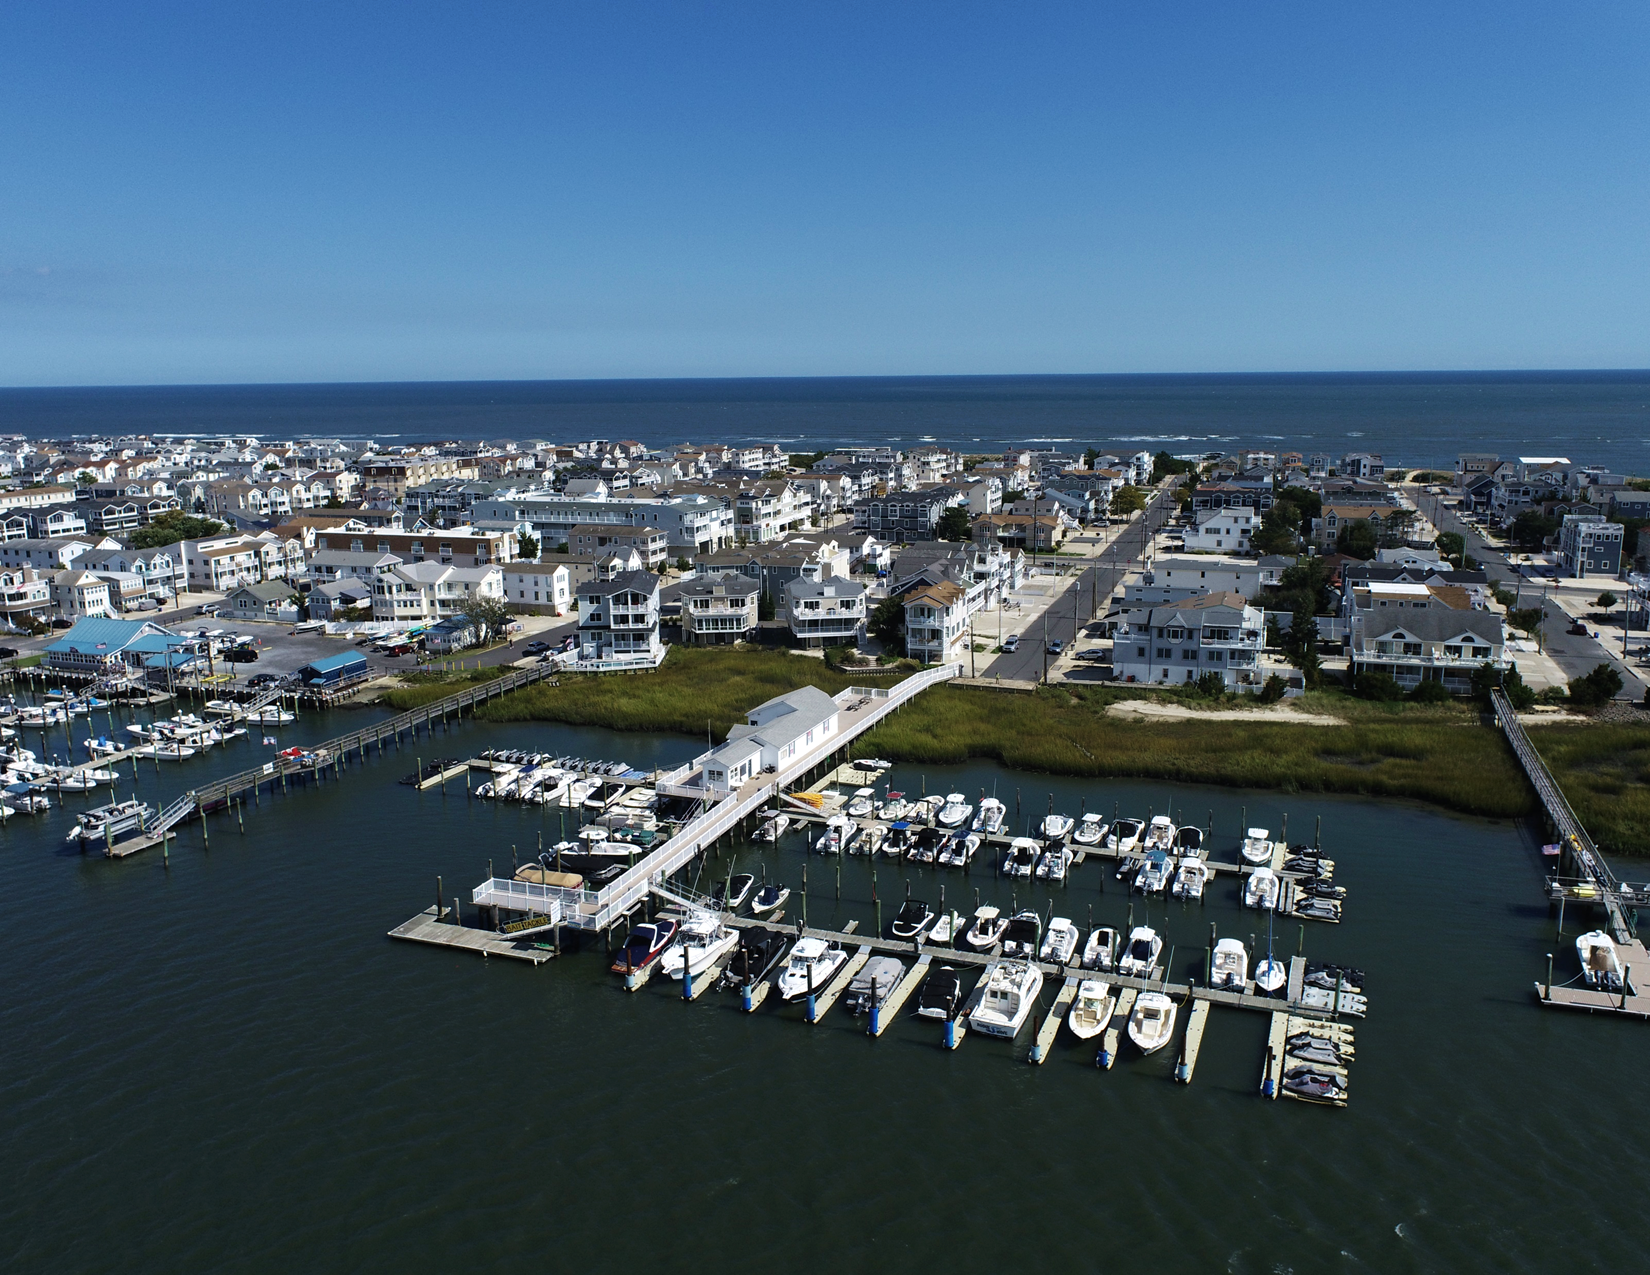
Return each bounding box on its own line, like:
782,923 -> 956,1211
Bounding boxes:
246,673 -> 279,687
1567,622 -> 1589,636
223,646 -> 260,663
196,604 -> 222,616
0,647 -> 17,658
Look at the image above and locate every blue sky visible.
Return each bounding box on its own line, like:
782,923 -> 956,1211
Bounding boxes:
2,1 -> 1647,384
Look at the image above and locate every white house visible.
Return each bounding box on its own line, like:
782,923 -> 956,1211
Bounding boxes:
500,562 -> 572,616
1113,592 -> 1266,690
901,579 -> 970,664
785,577 -> 866,649
702,685 -> 840,792
577,570 -> 664,665
371,562 -> 504,623
52,569 -> 116,619
1179,508 -> 1256,555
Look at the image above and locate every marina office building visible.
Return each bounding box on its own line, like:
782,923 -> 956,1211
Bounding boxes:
700,685 -> 840,793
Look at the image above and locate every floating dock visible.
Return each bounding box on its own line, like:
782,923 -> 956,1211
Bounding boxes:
388,905 -> 557,964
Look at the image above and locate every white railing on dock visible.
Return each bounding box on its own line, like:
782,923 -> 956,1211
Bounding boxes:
471,877 -> 568,923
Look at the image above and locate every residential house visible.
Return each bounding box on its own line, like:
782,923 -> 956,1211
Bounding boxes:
52,569 -> 116,619
500,562 -> 572,616
225,580 -> 299,623
309,527 -> 514,568
577,571 -> 664,665
563,524 -> 668,569
1347,608 -> 1506,692
972,513 -> 1066,552
680,570 -> 762,645
1557,513 -> 1625,579
307,549 -> 403,583
307,578 -> 375,620
0,537 -> 99,573
0,566 -> 54,624
901,579 -> 970,664
1182,507 -> 1257,554
1112,592 -> 1266,690
700,685 -> 841,793
852,487 -> 962,542
786,578 -> 866,649
371,562 -> 505,624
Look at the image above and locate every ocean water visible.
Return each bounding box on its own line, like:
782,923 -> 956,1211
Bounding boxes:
2,371 -> 1649,473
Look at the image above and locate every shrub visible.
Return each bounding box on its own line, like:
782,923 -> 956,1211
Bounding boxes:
1569,663 -> 1624,708
1194,671 -> 1225,698
1353,670 -> 1404,701
1259,674 -> 1287,703
1407,680 -> 1454,704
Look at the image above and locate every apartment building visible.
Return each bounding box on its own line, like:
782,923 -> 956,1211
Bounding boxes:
310,527 -> 514,568
1557,513 -> 1625,579
358,455 -> 480,496
564,524 -> 668,569
578,570 -> 664,665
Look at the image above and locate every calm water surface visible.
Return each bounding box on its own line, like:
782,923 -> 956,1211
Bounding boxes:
1,703 -> 1641,1274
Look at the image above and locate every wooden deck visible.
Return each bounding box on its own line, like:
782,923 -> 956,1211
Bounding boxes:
388,905 -> 557,964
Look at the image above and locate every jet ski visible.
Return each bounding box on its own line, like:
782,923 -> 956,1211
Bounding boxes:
1286,1037 -> 1350,1068
1287,1029 -> 1355,1059
1283,1071 -> 1347,1101
1304,964 -> 1364,992
1296,898 -> 1343,921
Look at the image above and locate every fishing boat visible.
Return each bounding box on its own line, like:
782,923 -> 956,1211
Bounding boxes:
1142,815 -> 1176,852
1210,937 -> 1249,990
858,825 -> 886,857
1081,926 -> 1118,971
1127,991 -> 1179,1054
1244,867 -> 1280,911
1003,836 -> 1040,878
1116,925 -> 1162,978
610,918 -> 679,973
937,831 -> 980,868
843,955 -> 907,1016
248,707 -> 296,725
907,827 -> 946,865
879,822 -> 914,858
1107,818 -> 1143,852
1577,930 -> 1624,991
1170,858 -> 1208,900
660,910 -> 739,980
973,796 -> 1007,834
968,960 -> 1043,1037
1066,979 -> 1115,1039
718,927 -> 790,989
753,813 -> 791,842
1035,845 -> 1074,883
937,793 -> 973,828
916,965 -> 962,1019
962,905 -> 1007,952
711,873 -> 756,911
1134,849 -> 1172,894
82,737 -> 125,759
999,909 -> 1042,959
928,910 -> 962,945
846,788 -> 876,818
889,898 -> 937,941
2,783 -> 50,812
137,741 -> 198,760
751,883 -> 791,915
1039,916 -> 1079,965
814,814 -> 858,854
1040,812 -> 1075,840
1241,827 -> 1274,865
777,937 -> 848,1000
1073,813 -> 1107,845
879,792 -> 913,821
50,771 -> 101,791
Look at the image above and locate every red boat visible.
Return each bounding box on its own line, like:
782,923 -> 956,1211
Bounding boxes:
610,918 -> 679,974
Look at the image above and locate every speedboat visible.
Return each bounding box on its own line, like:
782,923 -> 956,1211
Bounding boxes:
846,788 -> 876,818
1081,926 -> 1118,971
1210,937 -> 1248,990
1073,813 -> 1107,845
1116,925 -> 1162,978
1040,812 -> 1074,840
1241,827 -> 1274,865
962,905 -> 1007,952
719,926 -> 791,989
1035,845 -> 1073,882
65,799 -> 152,844
751,884 -> 791,915
778,937 -> 848,1000
928,910 -> 961,945
248,707 -> 295,724
937,793 -> 973,828
51,771 -> 101,791
659,910 -> 739,979
1127,991 -> 1178,1055
999,909 -> 1042,959
1244,867 -> 1280,911
1142,815 -> 1176,851
1174,825 -> 1204,855
843,955 -> 907,1016
968,960 -> 1044,1037
83,737 -> 124,759
610,918 -> 679,973
907,827 -> 946,865
815,814 -> 858,854
753,813 -> 791,842
890,898 -> 937,941
1003,836 -> 1040,878
1577,930 -> 1623,991
137,741 -> 197,760
1134,849 -> 1172,894
973,797 -> 1007,834
1170,858 -> 1208,900
916,965 -> 962,1019
711,873 -> 756,911
880,822 -> 914,858
1107,818 -> 1143,852
1039,916 -> 1079,965
1066,979 -> 1115,1039
937,831 -> 980,868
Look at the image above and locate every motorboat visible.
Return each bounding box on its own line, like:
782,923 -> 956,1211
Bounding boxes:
973,797 -> 1007,835
1241,827 -> 1274,865
248,707 -> 296,724
1174,825 -> 1204,855
1081,926 -> 1118,971
1039,916 -> 1079,965
50,771 -> 101,791
532,851 -> 624,887
778,937 -> 848,1000
711,873 -> 756,911
962,905 -> 1007,952
879,822 -> 914,858
83,737 -> 125,759
719,927 -> 790,989
916,965 -> 963,1019
815,814 -> 858,854
1040,812 -> 1075,840
2,784 -> 50,813
1303,879 -> 1347,900
1073,813 -> 1107,846
1127,991 -> 1179,1055
1254,959 -> 1287,994
1170,858 -> 1208,900
857,825 -> 886,857
1035,845 -> 1073,883
928,910 -> 961,945
1210,937 -> 1249,990
999,909 -> 1042,959
859,757 -> 893,771
907,827 -> 946,865
918,794 -> 946,823
889,898 -> 937,941
610,919 -> 679,973
879,792 -> 913,821
846,788 -> 877,818
659,910 -> 739,980
968,960 -> 1044,1037
843,955 -> 907,1016
1244,866 -> 1280,911
1142,815 -> 1176,852
751,884 -> 791,915
937,831 -> 980,868
1066,979 -> 1115,1039
1003,836 -> 1040,878
1134,849 -> 1172,894
1107,818 -> 1143,852
937,793 -> 973,828
65,799 -> 152,844
1577,930 -> 1623,992
137,741 -> 197,761
753,813 -> 791,842
1116,925 -> 1162,978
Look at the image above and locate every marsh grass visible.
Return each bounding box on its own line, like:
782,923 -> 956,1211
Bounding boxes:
377,665 -> 507,711
1528,724 -> 1650,855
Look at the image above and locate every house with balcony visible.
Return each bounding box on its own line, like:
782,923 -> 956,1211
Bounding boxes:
577,570 -> 664,666
1557,513 -> 1624,579
564,523 -> 668,569
736,481 -> 815,544
52,569 -> 117,620
1112,592 -> 1266,690
225,580 -> 299,623
680,570 -> 761,645
852,486 -> 962,543
1348,608 -> 1506,692
0,566 -> 53,624
371,562 -> 504,624
1181,507 -> 1257,554
901,579 -> 969,664
785,578 -> 866,649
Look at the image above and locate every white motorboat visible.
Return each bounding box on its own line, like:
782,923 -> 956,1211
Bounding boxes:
1117,925 -> 1162,978
962,905 -> 1007,952
999,910 -> 1042,959
1577,930 -> 1624,991
937,793 -> 973,828
65,799 -> 152,844
879,793 -> 913,821
82,737 -> 125,759
1072,813 -> 1107,846
858,825 -> 886,857
659,910 -> 740,980
1040,812 -> 1075,840
1003,836 -> 1040,878
778,937 -> 848,1000
1039,916 -> 1079,965
137,741 -> 198,760
815,814 -> 859,854
1170,858 -> 1208,900
968,960 -> 1044,1037
1142,814 -> 1176,852
1066,979 -> 1115,1039
1254,958 -> 1287,994
973,796 -> 1007,835
50,771 -> 100,791
1241,827 -> 1274,865
1081,926 -> 1118,971
751,883 -> 791,915
846,788 -> 876,818
1244,867 -> 1280,911
753,813 -> 791,842
1134,849 -> 1172,894
937,832 -> 980,868
1210,937 -> 1249,990
2,784 -> 50,812
1107,818 -> 1143,852
919,794 -> 946,823
1127,991 -> 1179,1055
928,910 -> 961,945
248,707 -> 296,725
1035,845 -> 1073,882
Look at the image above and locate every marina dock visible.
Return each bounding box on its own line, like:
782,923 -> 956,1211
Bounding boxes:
388,905 -> 558,964
1028,974 -> 1078,1064
1176,999 -> 1210,1083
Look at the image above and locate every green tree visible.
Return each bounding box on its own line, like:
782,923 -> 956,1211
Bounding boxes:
1510,511 -> 1560,550
1407,679 -> 1453,703
1336,520 -> 1378,560
74,469 -> 97,488
1596,591 -> 1619,613
1568,662 -> 1624,707
127,511 -> 227,549
675,556 -> 691,572
789,451 -> 826,469
935,507 -> 973,542
1508,607 -> 1545,639
517,532 -> 539,560
1193,671 -> 1226,697
1258,674 -> 1287,703
1435,531 -> 1465,561
458,594 -> 513,644
1252,502 -> 1302,556
1502,662 -> 1537,710
1111,485 -> 1147,517
758,590 -> 776,622
868,595 -> 905,655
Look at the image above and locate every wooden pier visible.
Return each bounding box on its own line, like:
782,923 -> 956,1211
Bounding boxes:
388,905 -> 557,964
1176,999 -> 1211,1083
1101,987 -> 1137,1069
1028,974 -> 1079,1064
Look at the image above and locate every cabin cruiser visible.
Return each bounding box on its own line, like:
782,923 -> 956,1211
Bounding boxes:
1081,926 -> 1118,971
846,787 -> 877,818
815,814 -> 859,855
1002,837 -> 1040,878
973,797 -> 1007,835
1244,867 -> 1280,911
1134,849 -> 1172,894
1039,916 -> 1079,965
1577,930 -> 1624,992
719,927 -> 791,989
1117,926 -> 1162,978
1035,844 -> 1073,883
1073,813 -> 1107,846
1142,815 -> 1176,852
1107,818 -> 1143,853
660,910 -> 739,979
999,909 -> 1042,959
937,831 -> 980,868
890,898 -> 937,941
1127,991 -> 1178,1055
962,906 -> 1008,952
711,873 -> 756,911
751,884 -> 791,915
610,919 -> 679,974
937,793 -> 973,829
753,813 -> 791,842
907,827 -> 946,865
65,799 -> 152,844
1241,827 -> 1274,865
916,965 -> 963,1019
778,937 -> 848,1000
843,955 -> 907,1016
1040,812 -> 1075,841
1210,938 -> 1249,990
968,960 -> 1044,1038
1170,859 -> 1208,900
1066,979 -> 1115,1039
